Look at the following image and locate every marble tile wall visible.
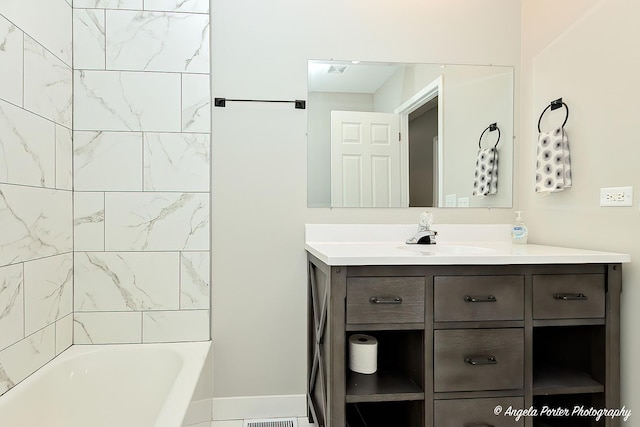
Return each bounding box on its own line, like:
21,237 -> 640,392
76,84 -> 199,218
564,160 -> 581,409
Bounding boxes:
72,1 -> 211,344
0,1 -> 73,396
1,0 -> 210,396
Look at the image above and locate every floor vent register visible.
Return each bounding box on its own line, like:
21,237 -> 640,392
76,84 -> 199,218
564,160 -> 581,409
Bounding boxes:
243,418 -> 299,427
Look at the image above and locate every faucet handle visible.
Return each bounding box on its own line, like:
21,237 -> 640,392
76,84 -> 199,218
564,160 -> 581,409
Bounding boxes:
418,211 -> 433,230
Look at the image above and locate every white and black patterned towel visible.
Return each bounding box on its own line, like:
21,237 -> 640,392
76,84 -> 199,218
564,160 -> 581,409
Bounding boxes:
472,147 -> 498,197
535,127 -> 571,193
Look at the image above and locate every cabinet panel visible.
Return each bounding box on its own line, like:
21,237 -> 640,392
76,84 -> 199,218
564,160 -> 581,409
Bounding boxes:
434,328 -> 524,392
347,277 -> 425,324
434,275 -> 524,322
533,274 -> 605,319
434,396 -> 524,427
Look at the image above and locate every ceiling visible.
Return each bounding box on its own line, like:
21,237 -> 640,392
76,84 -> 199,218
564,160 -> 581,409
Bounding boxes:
308,60 -> 402,94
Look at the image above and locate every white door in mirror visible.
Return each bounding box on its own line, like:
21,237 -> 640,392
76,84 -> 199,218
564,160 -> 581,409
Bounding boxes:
331,111 -> 401,207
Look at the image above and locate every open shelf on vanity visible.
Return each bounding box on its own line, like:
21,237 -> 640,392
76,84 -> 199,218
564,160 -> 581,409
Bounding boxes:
532,393 -> 606,427
533,366 -> 604,396
346,401 -> 424,427
346,329 -> 424,403
346,369 -> 424,403
533,325 -> 606,396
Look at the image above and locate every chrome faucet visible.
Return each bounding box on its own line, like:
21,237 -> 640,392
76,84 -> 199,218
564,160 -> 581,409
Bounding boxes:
406,211 -> 437,245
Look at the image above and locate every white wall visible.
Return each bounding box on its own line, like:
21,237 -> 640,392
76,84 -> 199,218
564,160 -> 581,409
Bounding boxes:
443,70 -> 514,208
519,0 -> 640,418
212,0 -> 522,400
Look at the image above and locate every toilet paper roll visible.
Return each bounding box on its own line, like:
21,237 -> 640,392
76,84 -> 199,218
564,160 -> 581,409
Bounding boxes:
349,334 -> 378,374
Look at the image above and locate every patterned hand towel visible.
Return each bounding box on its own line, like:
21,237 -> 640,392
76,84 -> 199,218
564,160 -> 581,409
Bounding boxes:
535,127 -> 572,193
472,147 -> 499,197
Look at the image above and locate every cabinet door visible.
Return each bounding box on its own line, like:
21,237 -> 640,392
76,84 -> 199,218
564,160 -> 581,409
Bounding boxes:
533,274 -> 605,319
434,328 -> 524,392
434,275 -> 524,322
347,277 -> 425,324
435,397 -> 524,427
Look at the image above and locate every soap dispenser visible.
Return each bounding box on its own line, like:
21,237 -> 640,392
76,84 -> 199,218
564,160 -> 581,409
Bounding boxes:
511,211 -> 528,244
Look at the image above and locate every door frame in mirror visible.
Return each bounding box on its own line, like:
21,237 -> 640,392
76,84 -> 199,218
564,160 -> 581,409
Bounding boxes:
395,75 -> 443,207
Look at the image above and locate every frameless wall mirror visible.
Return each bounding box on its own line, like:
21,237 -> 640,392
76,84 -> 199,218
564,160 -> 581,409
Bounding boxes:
307,60 -> 514,208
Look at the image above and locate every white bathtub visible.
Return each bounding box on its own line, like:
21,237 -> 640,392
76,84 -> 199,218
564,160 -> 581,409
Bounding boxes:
0,341 -> 211,427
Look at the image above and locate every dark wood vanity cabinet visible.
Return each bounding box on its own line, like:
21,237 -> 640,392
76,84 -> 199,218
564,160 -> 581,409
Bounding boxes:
307,256 -> 622,427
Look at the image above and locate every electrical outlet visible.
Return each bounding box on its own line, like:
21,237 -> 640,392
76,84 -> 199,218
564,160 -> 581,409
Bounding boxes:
445,194 -> 457,207
600,186 -> 633,207
457,197 -> 470,207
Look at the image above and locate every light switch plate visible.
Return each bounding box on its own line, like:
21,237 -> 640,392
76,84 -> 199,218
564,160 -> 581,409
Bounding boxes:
600,186 -> 633,207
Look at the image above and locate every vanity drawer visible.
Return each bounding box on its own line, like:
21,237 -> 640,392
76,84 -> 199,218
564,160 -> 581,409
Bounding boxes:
434,275 -> 524,322
434,397 -> 524,427
346,277 -> 425,325
533,274 -> 605,319
434,328 -> 524,392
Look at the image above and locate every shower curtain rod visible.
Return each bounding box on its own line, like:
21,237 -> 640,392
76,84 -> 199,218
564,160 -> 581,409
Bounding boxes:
214,97 -> 306,109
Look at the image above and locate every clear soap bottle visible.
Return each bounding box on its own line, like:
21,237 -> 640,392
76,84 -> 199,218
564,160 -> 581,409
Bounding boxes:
511,211 -> 528,244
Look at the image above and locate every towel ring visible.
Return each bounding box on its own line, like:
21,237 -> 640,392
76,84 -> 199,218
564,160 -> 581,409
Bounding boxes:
537,98 -> 569,132
478,123 -> 501,149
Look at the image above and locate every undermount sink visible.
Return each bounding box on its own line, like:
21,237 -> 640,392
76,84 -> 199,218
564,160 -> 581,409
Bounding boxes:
397,244 -> 496,255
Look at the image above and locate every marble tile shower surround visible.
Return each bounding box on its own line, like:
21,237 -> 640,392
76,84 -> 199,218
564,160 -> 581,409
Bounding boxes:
74,0 -> 210,13
0,185 -> 73,266
0,0 -> 73,397
0,0 -> 211,397
72,0 -> 211,347
106,10 -> 209,73
23,36 -> 73,128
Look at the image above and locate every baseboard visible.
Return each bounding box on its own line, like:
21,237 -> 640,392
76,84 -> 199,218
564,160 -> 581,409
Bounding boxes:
212,394 -> 307,421
183,398 -> 213,426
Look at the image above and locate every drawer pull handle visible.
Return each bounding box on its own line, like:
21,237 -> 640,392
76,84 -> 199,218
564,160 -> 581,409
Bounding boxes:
553,293 -> 588,301
464,295 -> 497,303
369,296 -> 403,305
464,355 -> 497,365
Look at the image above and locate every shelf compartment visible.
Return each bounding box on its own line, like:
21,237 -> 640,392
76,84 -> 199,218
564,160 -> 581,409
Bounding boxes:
533,393 -> 605,427
346,329 -> 424,403
346,369 -> 424,403
533,366 -> 604,396
346,401 -> 424,427
533,325 -> 605,396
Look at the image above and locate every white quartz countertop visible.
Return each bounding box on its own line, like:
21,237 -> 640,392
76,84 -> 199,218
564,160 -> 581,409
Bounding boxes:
305,224 -> 631,266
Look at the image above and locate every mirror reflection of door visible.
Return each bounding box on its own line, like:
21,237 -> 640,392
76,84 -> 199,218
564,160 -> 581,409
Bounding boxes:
408,97 -> 438,207
308,60 -> 514,209
330,111 -> 401,207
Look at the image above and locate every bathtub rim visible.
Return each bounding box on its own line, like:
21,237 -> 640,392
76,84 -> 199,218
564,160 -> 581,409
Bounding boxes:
0,340 -> 212,427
